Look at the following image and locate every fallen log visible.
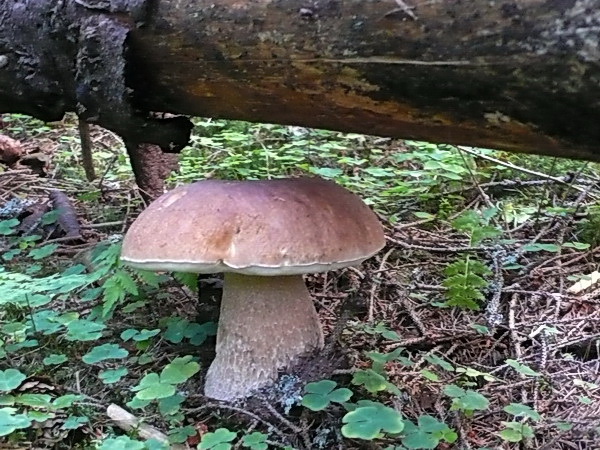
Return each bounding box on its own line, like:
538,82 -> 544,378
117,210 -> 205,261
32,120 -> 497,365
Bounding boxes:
1,1 -> 600,160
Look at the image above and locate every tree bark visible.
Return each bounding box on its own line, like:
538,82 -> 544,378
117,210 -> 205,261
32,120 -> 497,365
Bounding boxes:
124,141 -> 179,204
1,1 -> 600,160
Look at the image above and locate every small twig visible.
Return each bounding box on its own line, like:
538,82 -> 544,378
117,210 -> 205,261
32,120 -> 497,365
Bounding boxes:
457,146 -> 596,197
387,236 -> 491,253
485,248 -> 505,327
261,400 -> 303,434
508,294 -> 529,406
188,402 -> 289,442
458,148 -> 495,210
106,404 -> 185,449
368,247 -> 394,322
399,293 -> 427,337
233,421 -> 257,449
78,119 -> 96,181
83,220 -> 125,229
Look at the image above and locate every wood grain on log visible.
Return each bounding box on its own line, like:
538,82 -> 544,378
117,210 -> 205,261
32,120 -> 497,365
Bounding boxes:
1,1 -> 600,160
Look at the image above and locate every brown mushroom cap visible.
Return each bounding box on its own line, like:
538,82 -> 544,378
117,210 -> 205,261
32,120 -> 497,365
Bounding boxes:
121,177 -> 385,275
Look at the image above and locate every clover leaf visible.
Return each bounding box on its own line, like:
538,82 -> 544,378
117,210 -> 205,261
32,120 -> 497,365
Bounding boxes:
301,380 -> 353,411
342,403 -> 404,440
242,431 -> 269,450
99,368 -> 128,384
0,369 -> 26,392
131,373 -> 176,400
160,356 -> 200,384
402,415 -> 457,449
62,415 -> 89,430
43,353 -> 68,366
0,407 -> 32,436
82,343 -> 128,364
199,428 -> 237,449
98,435 -> 146,450
66,319 -> 105,341
443,384 -> 489,413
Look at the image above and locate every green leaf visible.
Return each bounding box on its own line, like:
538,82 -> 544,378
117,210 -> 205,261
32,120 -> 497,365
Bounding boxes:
0,395 -> 15,406
121,328 -> 160,342
158,394 -> 185,417
135,269 -> 162,288
99,368 -> 128,384
563,242 -> 590,250
413,212 -> 435,220
505,359 -> 540,377
2,249 -> 21,261
185,322 -> 217,345
420,370 -> 439,382
199,428 -> 237,449
418,415 -> 452,434
302,380 -> 353,411
498,428 -> 523,442
448,389 -> 489,412
40,210 -> 60,225
522,243 -> 561,253
163,317 -> 190,344
381,329 -> 402,341
43,353 -> 68,366
98,435 -> 146,450
53,394 -> 83,408
28,410 -> 55,422
242,431 -> 269,450
145,439 -> 170,450
424,354 -> 454,371
126,396 -> 151,410
16,394 -> 52,408
0,369 -> 26,392
120,328 -> 138,341
309,167 -> 343,178
451,211 -> 480,232
499,422 -> 534,442
168,425 -> 197,444
62,415 -> 88,430
82,343 -> 129,364
66,319 -> 105,341
160,356 -> 200,384
555,422 -> 573,431
403,429 -> 438,449
470,324 -> 490,335
503,403 -> 541,421
578,395 -> 592,405
352,369 -> 389,393
132,373 -> 176,400
342,404 -> 404,440
367,348 -> 407,370
29,244 -> 59,260
0,219 -> 19,235
442,384 -> 465,398
0,407 -> 32,436
173,272 -> 198,292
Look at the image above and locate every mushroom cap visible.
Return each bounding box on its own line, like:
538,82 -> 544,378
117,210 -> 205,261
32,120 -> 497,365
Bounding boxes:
121,177 -> 385,275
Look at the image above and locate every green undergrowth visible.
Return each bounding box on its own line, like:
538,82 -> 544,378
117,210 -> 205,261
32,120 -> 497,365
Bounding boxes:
1,114 -> 600,448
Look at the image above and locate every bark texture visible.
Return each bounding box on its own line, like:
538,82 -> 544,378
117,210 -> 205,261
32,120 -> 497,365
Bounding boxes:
1,1 -> 600,160
204,273 -> 324,401
124,141 -> 179,204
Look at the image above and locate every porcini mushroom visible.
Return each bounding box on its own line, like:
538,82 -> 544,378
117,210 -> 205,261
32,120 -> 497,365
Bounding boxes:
120,177 -> 385,401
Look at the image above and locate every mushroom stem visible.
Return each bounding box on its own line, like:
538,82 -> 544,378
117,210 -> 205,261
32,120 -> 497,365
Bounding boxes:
204,273 -> 324,401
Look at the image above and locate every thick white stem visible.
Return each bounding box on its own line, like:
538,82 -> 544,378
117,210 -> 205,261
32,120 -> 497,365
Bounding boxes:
204,273 -> 324,401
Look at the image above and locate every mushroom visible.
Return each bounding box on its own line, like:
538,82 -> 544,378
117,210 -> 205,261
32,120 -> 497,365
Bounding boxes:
120,177 -> 385,401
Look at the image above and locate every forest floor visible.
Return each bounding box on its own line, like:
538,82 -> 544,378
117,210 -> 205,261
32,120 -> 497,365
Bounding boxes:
1,114 -> 599,450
